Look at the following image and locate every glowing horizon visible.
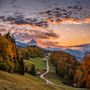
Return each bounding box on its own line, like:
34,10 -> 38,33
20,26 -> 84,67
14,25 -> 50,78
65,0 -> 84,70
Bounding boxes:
0,0 -> 90,48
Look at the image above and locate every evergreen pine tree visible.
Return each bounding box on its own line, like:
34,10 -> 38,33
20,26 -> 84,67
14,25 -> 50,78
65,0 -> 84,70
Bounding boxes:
30,65 -> 36,76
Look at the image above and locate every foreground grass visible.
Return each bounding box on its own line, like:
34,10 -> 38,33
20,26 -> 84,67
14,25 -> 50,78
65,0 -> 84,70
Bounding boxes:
0,71 -> 62,90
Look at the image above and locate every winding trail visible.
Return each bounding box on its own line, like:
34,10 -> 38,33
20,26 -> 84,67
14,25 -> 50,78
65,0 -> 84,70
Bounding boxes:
40,56 -> 65,90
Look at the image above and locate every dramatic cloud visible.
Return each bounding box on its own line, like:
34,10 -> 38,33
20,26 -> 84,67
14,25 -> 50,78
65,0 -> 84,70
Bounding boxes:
40,4 -> 90,19
46,17 -> 90,25
0,15 -> 48,28
14,29 -> 59,40
37,38 -> 60,47
39,4 -> 90,25
0,22 -> 59,43
44,30 -> 59,38
0,1 -> 90,47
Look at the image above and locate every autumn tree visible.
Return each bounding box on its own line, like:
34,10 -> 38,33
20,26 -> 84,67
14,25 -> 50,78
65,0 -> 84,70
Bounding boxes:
50,51 -> 78,85
27,46 -> 44,58
74,52 -> 90,88
0,32 -> 24,75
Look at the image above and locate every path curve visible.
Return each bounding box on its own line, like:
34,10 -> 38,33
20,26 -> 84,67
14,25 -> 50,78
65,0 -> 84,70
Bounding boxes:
40,56 -> 65,90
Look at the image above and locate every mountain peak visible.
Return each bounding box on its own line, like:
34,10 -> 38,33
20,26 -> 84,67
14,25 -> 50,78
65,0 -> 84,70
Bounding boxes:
30,39 -> 37,44
28,39 -> 38,47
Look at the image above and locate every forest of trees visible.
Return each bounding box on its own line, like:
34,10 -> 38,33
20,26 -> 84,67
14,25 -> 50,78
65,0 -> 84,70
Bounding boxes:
0,32 -> 41,76
50,51 -> 79,85
26,46 -> 44,58
74,52 -> 90,88
19,46 -> 44,59
49,51 -> 90,89
0,32 -> 24,74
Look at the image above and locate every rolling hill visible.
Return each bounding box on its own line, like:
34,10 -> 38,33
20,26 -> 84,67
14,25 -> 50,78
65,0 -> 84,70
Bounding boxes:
0,71 -> 60,90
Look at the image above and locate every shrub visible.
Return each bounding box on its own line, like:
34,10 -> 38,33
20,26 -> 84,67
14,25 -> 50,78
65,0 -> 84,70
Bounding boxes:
6,60 -> 15,73
0,62 -> 9,71
24,60 -> 36,76
29,64 -> 36,76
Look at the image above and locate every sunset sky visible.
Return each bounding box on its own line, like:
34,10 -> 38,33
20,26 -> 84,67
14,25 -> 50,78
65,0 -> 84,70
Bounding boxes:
0,0 -> 90,47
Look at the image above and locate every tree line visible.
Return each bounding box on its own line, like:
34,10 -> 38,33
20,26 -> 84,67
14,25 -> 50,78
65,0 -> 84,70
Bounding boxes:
49,51 -> 90,89
0,32 -> 42,76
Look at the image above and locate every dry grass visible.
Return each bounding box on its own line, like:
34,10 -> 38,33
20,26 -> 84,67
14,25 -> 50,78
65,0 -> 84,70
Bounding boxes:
0,71 -> 61,90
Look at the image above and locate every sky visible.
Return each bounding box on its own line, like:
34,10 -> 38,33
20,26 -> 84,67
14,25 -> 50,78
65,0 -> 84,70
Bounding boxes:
0,0 -> 90,48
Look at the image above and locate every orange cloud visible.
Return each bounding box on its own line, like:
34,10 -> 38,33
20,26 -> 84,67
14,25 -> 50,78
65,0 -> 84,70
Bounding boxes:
46,17 -> 90,25
37,38 -> 60,48
15,23 -> 48,33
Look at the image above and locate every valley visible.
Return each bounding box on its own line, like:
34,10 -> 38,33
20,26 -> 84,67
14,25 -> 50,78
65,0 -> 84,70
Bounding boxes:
0,33 -> 89,89
27,56 -> 82,90
0,0 -> 90,89
0,56 -> 82,90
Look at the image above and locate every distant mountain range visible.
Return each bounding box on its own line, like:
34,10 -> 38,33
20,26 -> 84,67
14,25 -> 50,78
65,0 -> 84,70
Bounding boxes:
45,47 -> 87,60
16,40 -> 90,60
69,44 -> 90,52
16,40 -> 27,47
64,49 -> 85,60
16,39 -> 40,47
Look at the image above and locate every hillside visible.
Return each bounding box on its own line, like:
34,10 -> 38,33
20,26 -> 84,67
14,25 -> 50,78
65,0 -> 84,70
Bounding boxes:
0,71 -> 61,90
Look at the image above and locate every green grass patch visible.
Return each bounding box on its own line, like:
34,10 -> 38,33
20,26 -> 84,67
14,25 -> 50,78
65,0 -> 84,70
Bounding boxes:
30,57 -> 46,71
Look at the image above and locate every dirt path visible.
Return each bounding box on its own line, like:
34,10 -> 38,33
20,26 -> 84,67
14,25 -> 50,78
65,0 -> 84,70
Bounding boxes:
40,56 -> 65,90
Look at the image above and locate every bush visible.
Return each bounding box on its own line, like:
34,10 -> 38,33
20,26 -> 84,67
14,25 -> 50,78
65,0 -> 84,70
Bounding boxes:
6,60 -> 15,73
29,64 -> 36,76
0,62 -> 9,71
24,60 -> 36,76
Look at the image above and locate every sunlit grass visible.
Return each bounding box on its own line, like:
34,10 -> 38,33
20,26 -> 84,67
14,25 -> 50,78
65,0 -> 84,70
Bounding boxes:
0,71 -> 61,90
